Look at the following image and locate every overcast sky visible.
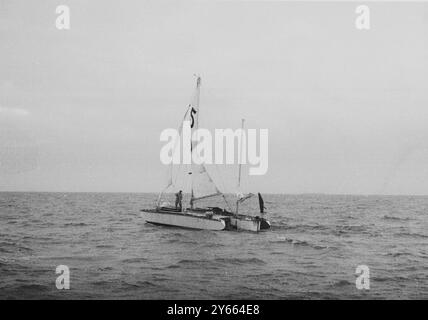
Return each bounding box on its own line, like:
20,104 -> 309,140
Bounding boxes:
1,0 -> 428,194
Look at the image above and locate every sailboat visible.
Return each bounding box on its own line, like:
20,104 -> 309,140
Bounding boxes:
140,76 -> 270,232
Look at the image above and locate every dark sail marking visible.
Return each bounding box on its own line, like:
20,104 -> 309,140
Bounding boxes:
190,107 -> 197,128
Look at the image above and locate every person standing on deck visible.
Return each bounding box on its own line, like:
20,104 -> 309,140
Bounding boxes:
175,190 -> 183,211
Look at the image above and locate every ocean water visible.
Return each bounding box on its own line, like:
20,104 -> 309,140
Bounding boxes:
0,192 -> 427,300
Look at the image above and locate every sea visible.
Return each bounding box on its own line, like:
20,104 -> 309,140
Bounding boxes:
0,192 -> 427,299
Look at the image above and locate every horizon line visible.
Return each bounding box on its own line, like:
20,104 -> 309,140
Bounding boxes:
0,190 -> 427,197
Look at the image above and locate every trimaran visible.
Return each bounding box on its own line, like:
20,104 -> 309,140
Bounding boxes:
141,76 -> 270,232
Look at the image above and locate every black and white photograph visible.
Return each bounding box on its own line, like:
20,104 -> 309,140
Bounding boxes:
0,0 -> 427,305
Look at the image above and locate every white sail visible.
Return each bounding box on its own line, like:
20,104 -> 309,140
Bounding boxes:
166,107 -> 191,187
158,76 -> 223,207
187,76 -> 223,205
190,164 -> 222,201
156,105 -> 192,206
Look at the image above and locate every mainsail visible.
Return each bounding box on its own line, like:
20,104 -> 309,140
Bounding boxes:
188,76 -> 222,206
156,105 -> 191,206
158,76 -> 222,208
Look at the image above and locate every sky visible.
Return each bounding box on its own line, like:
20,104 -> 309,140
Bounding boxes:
1,0 -> 428,194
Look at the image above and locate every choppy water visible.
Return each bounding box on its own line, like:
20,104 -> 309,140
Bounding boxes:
0,192 -> 427,299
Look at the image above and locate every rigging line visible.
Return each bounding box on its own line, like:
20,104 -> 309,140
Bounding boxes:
172,104 -> 193,184
172,150 -> 185,188
159,104 -> 193,204
213,164 -> 233,211
186,163 -> 193,208
222,194 -> 233,213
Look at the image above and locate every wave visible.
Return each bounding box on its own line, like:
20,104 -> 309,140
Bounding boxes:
274,222 -> 330,232
214,257 -> 266,266
92,280 -> 111,287
371,276 -> 409,282
275,237 -> 309,246
331,280 -> 353,288
383,215 -> 411,221
163,238 -> 199,245
167,257 -> 266,269
95,244 -> 115,249
14,284 -> 50,292
395,232 -> 428,239
63,222 -> 89,227
22,236 -> 52,241
273,236 -> 332,250
16,245 -> 33,253
135,280 -> 159,288
384,252 -> 413,258
97,266 -> 113,271
0,247 -> 13,254
121,257 -> 148,264
336,225 -> 367,232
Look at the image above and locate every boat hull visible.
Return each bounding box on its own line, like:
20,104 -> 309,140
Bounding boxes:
230,216 -> 268,232
223,212 -> 270,232
141,209 -> 226,231
237,218 -> 260,232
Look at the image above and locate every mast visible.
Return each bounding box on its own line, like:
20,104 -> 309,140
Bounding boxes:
236,118 -> 245,215
190,75 -> 201,209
